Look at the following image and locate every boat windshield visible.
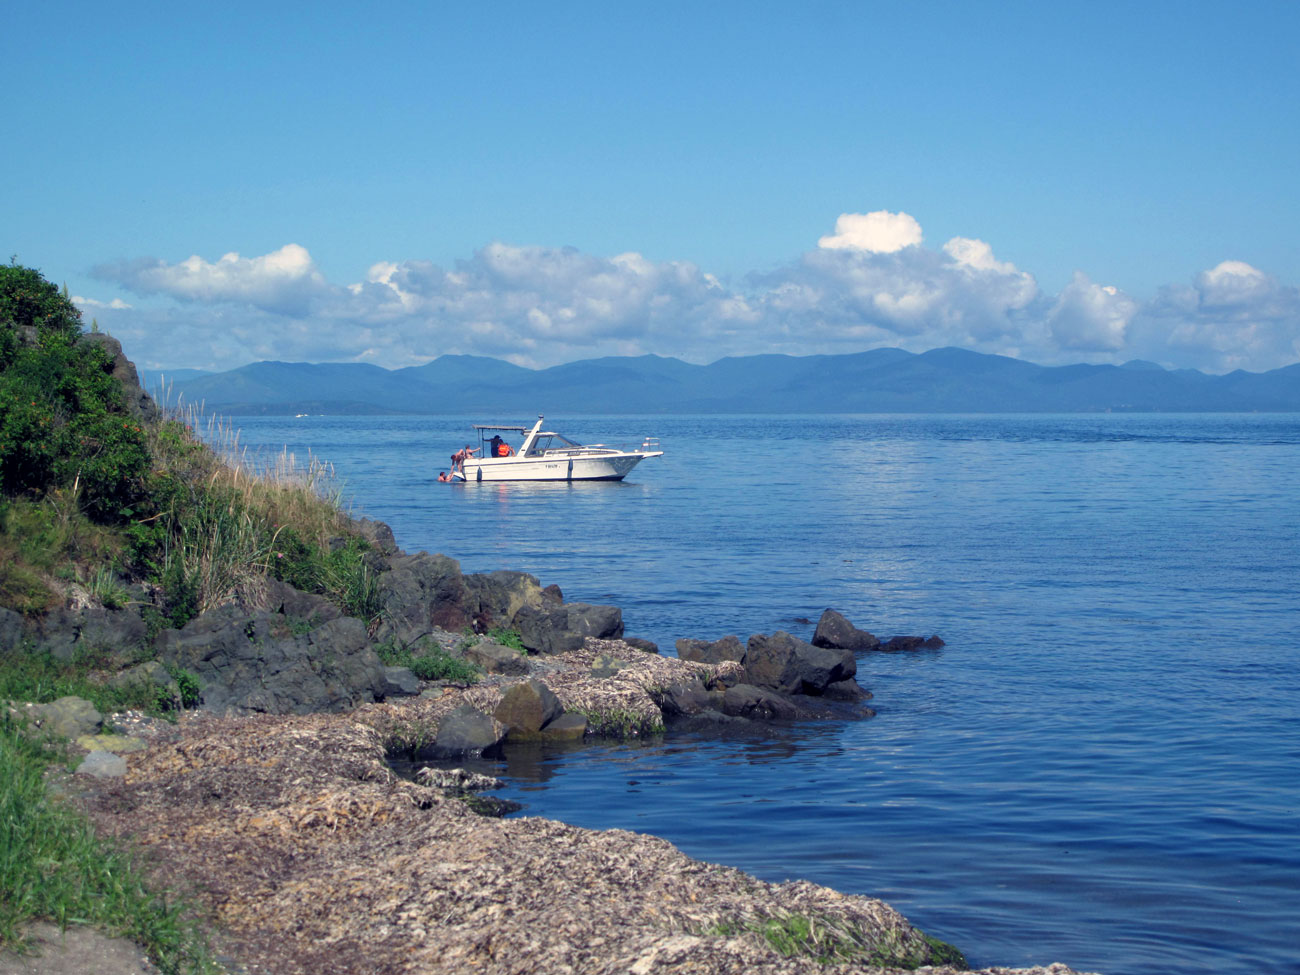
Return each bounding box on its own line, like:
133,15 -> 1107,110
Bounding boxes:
531,434 -> 583,453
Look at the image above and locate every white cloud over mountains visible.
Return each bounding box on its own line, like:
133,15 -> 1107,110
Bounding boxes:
86,212 -> 1300,374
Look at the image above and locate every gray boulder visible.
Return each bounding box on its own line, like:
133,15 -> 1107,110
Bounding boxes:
494,680 -> 563,736
433,705 -> 507,758
463,640 -> 530,676
30,607 -> 149,663
30,696 -> 104,739
374,553 -> 474,644
464,570 -> 545,630
159,610 -> 387,715
77,749 -> 128,779
743,631 -> 856,696
380,666 -> 422,697
623,637 -> 659,654
515,602 -> 623,655
655,677 -> 713,717
676,634 -> 745,665
812,609 -> 880,651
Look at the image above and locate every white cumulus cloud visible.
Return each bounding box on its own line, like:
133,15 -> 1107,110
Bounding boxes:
817,210 -> 924,253
1046,273 -> 1137,352
89,220 -> 1300,375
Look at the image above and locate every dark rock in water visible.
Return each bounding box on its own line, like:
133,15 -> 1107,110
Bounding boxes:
80,332 -> 159,423
879,634 -> 946,652
655,677 -> 713,717
380,666 -> 421,697
671,710 -> 756,734
721,684 -> 804,721
743,631 -> 856,695
541,584 -> 564,606
823,677 -> 872,702
376,553 -> 475,643
494,680 -> 563,735
432,704 -> 506,758
515,602 -> 623,655
623,637 -> 659,654
158,609 -> 387,715
676,634 -> 746,665
464,640 -> 530,676
535,711 -> 587,741
812,609 -> 880,651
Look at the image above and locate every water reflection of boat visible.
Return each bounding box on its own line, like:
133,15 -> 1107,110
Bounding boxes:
452,415 -> 662,482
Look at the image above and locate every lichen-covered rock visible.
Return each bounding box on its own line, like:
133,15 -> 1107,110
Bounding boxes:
27,695 -> 104,739
743,631 -> 856,696
811,609 -> 880,651
494,679 -> 563,735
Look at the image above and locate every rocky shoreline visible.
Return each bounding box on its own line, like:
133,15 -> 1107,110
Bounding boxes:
0,333 -> 1090,972
8,530 -> 1092,973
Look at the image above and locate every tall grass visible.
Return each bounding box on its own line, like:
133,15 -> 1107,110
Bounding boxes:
0,714 -> 217,973
142,402 -> 378,623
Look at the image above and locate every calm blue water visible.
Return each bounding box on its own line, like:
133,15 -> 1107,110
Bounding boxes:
228,414 -> 1300,975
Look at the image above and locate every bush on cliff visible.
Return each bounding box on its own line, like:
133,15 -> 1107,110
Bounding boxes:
0,263 -> 376,626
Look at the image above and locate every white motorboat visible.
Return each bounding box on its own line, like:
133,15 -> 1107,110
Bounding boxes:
450,415 -> 662,482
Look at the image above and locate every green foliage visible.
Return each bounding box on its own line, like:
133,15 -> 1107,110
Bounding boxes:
0,265 -> 148,523
0,643 -> 162,716
375,638 -> 481,684
0,712 -> 217,972
165,665 -> 201,709
484,626 -> 526,654
704,911 -> 966,970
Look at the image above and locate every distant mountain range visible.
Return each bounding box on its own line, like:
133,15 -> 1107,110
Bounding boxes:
147,348 -> 1300,414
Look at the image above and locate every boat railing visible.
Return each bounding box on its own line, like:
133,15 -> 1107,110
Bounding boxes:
536,438 -> 661,458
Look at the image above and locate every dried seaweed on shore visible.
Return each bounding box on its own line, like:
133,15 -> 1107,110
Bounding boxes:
79,649 -> 1091,975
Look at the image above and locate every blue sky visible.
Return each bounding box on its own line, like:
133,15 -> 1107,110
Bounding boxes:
5,1 -> 1298,374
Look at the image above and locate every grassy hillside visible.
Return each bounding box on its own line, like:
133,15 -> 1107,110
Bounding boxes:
0,263 -> 378,630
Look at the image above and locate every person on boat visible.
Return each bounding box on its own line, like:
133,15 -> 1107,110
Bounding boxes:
450,444 -> 479,472
489,434 -> 514,457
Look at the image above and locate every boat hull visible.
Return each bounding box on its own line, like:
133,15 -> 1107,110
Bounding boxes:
458,451 -> 658,482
